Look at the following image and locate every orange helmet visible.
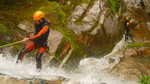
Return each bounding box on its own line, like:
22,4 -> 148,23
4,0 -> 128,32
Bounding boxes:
33,11 -> 45,21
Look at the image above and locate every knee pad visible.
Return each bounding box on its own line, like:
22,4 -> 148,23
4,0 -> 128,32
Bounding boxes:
38,47 -> 46,53
25,42 -> 35,51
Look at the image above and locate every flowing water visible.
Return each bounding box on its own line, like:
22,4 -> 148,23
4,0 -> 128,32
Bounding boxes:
0,39 -> 139,84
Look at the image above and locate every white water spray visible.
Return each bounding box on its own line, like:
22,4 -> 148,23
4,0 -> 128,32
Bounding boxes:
63,38 -> 138,84
0,38 -> 139,84
0,53 -> 68,80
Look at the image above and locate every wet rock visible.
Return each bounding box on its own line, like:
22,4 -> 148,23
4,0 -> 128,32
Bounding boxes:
67,0 -> 124,57
131,23 -> 150,42
107,5 -> 150,81
123,0 -> 143,8
123,0 -> 150,14
147,22 -> 150,31
68,0 -> 103,34
111,55 -> 150,80
135,48 -> 150,57
48,30 -> 63,54
69,4 -> 88,22
111,47 -> 150,80
17,20 -> 34,34
144,0 -> 150,13
100,83 -> 107,84
108,58 -> 116,64
62,80 -> 80,84
124,48 -> 139,57
0,76 -> 63,84
82,0 -> 101,23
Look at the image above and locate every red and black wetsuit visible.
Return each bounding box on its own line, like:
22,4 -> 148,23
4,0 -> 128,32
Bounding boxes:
16,18 -> 50,70
31,18 -> 50,48
25,18 -> 50,53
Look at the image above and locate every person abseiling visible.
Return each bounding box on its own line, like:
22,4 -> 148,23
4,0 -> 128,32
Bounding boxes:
16,11 -> 50,71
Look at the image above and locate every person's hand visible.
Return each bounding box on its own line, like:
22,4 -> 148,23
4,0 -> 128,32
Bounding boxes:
22,37 -> 30,42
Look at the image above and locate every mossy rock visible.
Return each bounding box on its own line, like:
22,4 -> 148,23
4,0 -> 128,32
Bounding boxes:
127,42 -> 150,48
0,24 -> 11,35
0,24 -> 13,42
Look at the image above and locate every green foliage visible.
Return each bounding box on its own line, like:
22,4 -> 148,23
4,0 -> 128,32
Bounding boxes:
68,0 -> 90,7
127,42 -> 150,48
107,0 -> 120,13
0,24 -> 10,34
39,2 -> 60,14
127,42 -> 145,48
81,0 -> 90,3
52,26 -> 79,50
140,76 -> 150,84
0,40 -> 8,46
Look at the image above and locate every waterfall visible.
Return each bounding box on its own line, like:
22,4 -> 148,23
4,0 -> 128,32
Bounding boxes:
64,38 -> 138,84
0,38 -> 138,84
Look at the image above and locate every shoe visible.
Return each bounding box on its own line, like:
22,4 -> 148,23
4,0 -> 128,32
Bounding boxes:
16,60 -> 21,64
36,68 -> 41,72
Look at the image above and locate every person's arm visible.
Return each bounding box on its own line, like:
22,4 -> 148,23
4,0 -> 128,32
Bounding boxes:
29,25 -> 49,40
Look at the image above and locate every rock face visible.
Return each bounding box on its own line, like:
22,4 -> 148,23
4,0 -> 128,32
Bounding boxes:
48,30 -> 63,55
66,0 -> 124,56
123,0 -> 150,13
0,76 -> 62,84
62,0 -> 150,81
110,47 -> 150,80
108,0 -> 150,80
106,0 -> 150,80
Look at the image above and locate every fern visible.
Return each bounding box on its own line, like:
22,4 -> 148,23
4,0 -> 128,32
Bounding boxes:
107,0 -> 120,13
140,76 -> 150,84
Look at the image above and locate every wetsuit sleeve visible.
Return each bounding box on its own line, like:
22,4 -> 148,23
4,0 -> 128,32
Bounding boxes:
29,26 -> 49,40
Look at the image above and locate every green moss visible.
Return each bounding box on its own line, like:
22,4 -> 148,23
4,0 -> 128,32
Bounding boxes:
81,0 -> 90,3
139,76 -> 150,84
127,42 -> 150,48
0,24 -> 11,35
127,42 -> 145,48
107,0 -> 120,13
39,2 -> 60,13
69,0 -> 90,6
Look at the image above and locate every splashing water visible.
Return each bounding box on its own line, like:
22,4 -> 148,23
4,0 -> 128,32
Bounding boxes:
0,38 -> 139,84
0,53 -> 69,80
63,58 -> 138,84
63,38 -> 138,84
